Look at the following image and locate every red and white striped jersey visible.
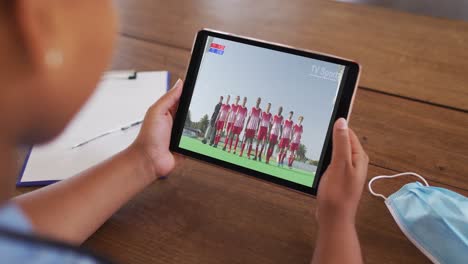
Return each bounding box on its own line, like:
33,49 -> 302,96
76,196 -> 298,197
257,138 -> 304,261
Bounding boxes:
234,106 -> 248,127
292,124 -> 303,144
246,107 -> 262,130
217,104 -> 231,122
281,119 -> 294,139
270,115 -> 284,136
259,112 -> 272,128
227,104 -> 240,123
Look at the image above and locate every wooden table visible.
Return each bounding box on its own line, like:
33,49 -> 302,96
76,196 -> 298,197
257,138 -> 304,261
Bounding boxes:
18,0 -> 468,263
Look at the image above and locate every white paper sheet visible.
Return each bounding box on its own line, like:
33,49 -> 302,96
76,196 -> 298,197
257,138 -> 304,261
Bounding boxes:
19,71 -> 168,184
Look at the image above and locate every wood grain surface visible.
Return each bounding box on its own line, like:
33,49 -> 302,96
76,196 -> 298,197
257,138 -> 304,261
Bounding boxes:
14,1 -> 468,263
114,0 -> 468,111
79,159 -> 467,264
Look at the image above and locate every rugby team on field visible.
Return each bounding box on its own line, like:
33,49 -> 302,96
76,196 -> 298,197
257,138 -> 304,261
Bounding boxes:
207,95 -> 304,168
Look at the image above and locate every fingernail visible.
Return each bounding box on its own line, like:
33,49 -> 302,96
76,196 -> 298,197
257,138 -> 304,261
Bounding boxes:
174,78 -> 183,88
336,118 -> 348,130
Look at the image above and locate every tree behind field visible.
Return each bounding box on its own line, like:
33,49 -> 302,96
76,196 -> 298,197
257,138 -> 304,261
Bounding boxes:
198,114 -> 209,133
185,110 -> 192,127
308,160 -> 319,166
190,114 -> 210,134
296,144 -> 307,161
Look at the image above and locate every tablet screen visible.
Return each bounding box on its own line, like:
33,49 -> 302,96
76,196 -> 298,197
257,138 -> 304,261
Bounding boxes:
179,36 -> 348,188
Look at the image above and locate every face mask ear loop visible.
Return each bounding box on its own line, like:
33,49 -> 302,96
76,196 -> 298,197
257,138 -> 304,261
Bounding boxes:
368,172 -> 430,200
368,176 -> 389,200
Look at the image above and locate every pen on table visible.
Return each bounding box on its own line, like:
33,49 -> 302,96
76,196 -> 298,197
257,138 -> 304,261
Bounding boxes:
121,120 -> 143,131
71,120 -> 143,149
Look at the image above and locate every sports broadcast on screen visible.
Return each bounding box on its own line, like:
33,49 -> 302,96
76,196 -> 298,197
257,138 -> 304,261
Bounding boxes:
179,36 -> 346,187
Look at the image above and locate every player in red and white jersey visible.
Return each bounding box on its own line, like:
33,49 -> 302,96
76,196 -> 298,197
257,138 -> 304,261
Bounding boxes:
265,106 -> 283,164
277,111 -> 294,167
288,116 -> 304,168
239,97 -> 262,158
213,95 -> 230,147
253,103 -> 272,162
227,97 -> 248,153
222,95 -> 240,151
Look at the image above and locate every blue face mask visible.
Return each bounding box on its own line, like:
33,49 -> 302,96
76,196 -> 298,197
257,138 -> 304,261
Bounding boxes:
368,172 -> 468,264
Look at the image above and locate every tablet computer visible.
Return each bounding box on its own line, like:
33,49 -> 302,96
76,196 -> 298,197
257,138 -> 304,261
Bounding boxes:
170,29 -> 360,196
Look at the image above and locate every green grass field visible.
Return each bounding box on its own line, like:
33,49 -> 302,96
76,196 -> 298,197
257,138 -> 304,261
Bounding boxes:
179,136 -> 315,186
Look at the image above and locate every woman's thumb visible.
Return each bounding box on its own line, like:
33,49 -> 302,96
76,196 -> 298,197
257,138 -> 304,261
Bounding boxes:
330,118 -> 352,166
154,79 -> 183,111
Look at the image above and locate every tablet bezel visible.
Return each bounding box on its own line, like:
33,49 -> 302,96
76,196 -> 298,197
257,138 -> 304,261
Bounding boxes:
170,29 -> 360,196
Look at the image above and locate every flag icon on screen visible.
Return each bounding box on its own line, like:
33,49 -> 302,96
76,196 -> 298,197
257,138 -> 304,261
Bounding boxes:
209,43 -> 225,55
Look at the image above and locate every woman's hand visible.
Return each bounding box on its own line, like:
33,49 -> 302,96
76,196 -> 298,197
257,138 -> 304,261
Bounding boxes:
316,118 -> 369,227
131,79 -> 183,179
15,79 -> 185,244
